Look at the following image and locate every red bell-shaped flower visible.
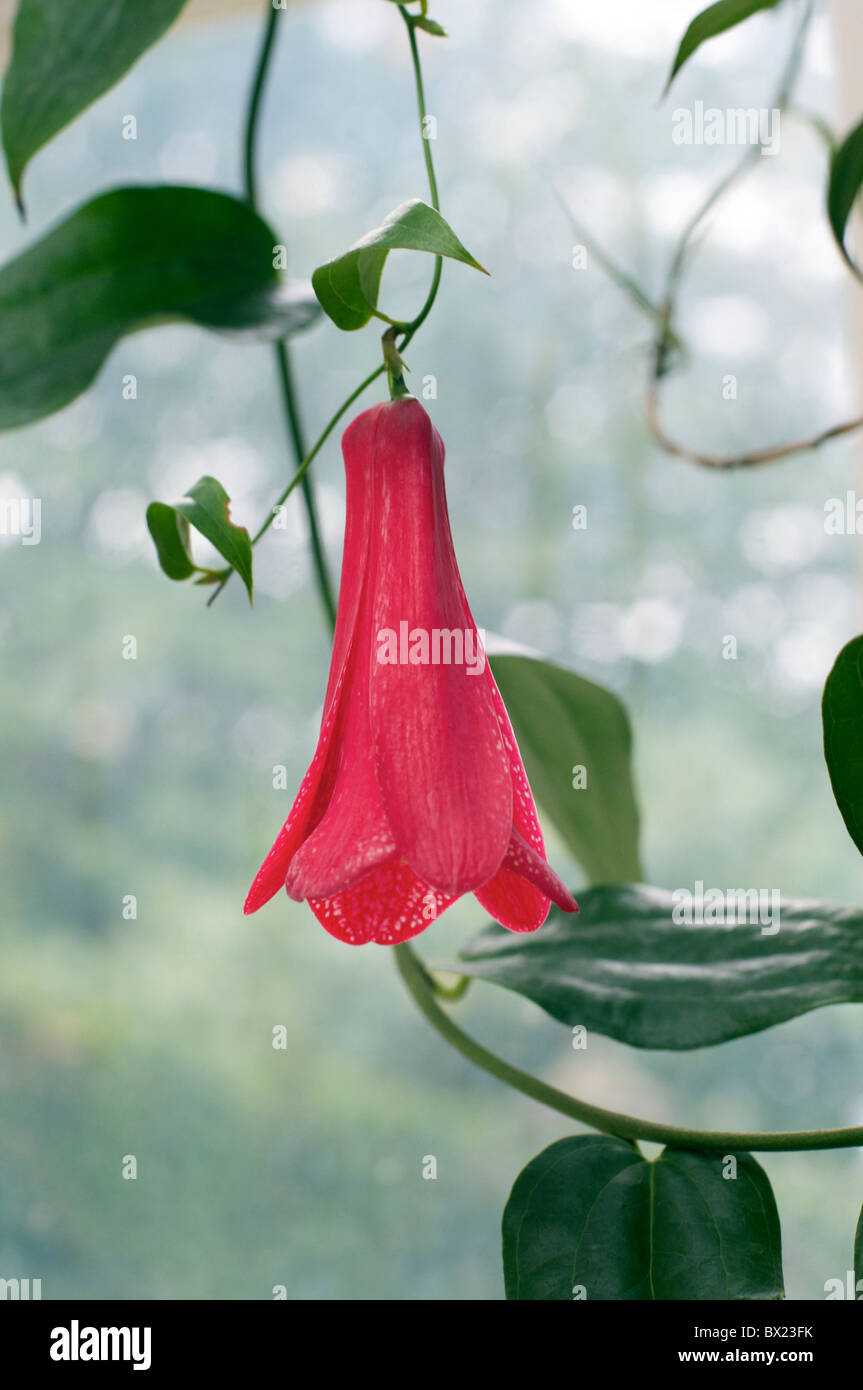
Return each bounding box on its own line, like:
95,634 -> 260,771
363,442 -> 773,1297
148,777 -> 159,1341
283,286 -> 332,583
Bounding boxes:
244,398 -> 577,944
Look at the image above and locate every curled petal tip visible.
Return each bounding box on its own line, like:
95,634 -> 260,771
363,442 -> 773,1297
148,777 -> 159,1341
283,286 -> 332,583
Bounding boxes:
553,883 -> 578,914
243,881 -> 271,916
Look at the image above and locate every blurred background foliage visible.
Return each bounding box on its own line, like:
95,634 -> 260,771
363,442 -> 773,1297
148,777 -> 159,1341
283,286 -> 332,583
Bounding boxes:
1,0 -> 862,1298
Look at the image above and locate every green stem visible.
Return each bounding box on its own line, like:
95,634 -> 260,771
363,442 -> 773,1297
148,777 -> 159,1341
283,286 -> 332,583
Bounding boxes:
252,363 -> 385,547
243,0 -> 336,630
273,340 -> 337,628
401,9 -> 440,211
207,365 -> 385,607
243,1 -> 279,209
394,943 -> 863,1153
397,6 -> 442,345
209,366 -> 384,604
213,1 -> 447,597
382,326 -> 411,400
402,258 -> 442,346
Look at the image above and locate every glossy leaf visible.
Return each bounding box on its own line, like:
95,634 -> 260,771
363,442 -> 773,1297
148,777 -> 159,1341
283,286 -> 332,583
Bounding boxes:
490,654 -> 642,884
0,185 -> 319,430
311,199 -> 486,331
459,883 -> 863,1050
822,636 -> 863,856
828,120 -> 863,276
664,0 -> 783,95
148,476 -> 253,602
2,0 -> 190,204
503,1137 -> 783,1300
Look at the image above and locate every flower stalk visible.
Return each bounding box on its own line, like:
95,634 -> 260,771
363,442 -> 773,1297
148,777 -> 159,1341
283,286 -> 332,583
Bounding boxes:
243,0 -> 336,629
382,327 -> 412,401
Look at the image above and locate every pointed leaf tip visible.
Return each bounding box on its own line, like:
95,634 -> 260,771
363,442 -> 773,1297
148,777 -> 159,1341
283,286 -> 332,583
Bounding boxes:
312,200 -> 487,330
663,0 -> 783,97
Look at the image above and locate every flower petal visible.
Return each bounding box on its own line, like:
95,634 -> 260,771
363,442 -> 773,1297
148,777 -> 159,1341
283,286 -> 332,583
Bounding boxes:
321,403 -> 382,718
452,566 -> 570,931
243,680 -> 344,914
284,671 -> 396,900
244,408 -> 382,914
483,655 -> 547,855
476,825 -> 578,932
309,861 -> 456,946
367,400 -> 512,894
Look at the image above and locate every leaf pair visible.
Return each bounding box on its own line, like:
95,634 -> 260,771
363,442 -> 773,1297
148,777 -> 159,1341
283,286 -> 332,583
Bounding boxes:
146,478 -> 253,603
504,1137 -> 783,1300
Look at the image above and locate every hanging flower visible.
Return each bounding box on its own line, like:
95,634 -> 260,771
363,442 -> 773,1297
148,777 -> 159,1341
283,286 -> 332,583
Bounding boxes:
245,398 -> 577,944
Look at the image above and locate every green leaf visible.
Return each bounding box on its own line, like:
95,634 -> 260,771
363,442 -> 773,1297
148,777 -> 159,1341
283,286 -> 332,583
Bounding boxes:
0,184 -> 319,430
148,476 -> 253,602
311,199 -> 487,331
459,883 -> 863,1050
828,120 -> 863,276
146,503 -> 196,583
413,18 -> 447,36
489,654 -> 642,884
822,636 -> 863,857
664,0 -> 783,95
503,1137 -> 783,1300
1,0 -> 190,205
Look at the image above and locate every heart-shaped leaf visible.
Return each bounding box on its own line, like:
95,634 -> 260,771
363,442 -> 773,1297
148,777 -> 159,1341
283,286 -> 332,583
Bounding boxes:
459,883 -> 863,1050
0,185 -> 319,430
503,1136 -> 783,1300
311,199 -> 487,331
490,654 -> 642,884
664,0 -> 783,96
147,475 -> 253,602
1,0 -> 191,207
